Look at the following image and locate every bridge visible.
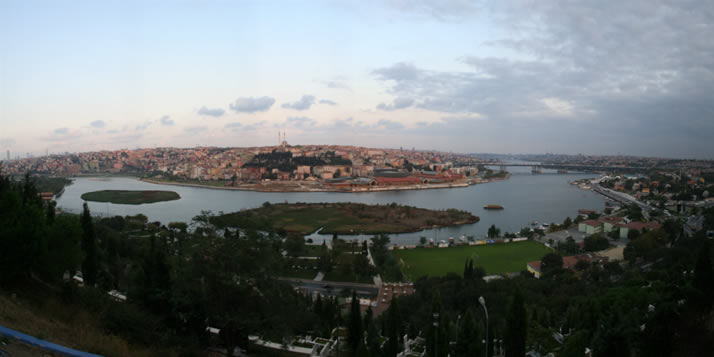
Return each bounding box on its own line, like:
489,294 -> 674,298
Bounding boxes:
482,163 -> 665,174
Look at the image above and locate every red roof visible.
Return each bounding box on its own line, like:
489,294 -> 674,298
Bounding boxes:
527,261 -> 541,272
582,220 -> 601,227
599,216 -> 624,224
618,221 -> 662,231
375,176 -> 422,184
578,209 -> 596,215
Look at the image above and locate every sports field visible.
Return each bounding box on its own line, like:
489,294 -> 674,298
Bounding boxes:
392,240 -> 551,279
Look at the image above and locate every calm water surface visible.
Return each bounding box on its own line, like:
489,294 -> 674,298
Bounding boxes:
57,167 -> 605,244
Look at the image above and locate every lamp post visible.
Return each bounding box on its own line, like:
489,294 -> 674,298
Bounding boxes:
433,312 -> 440,357
479,296 -> 488,357
455,314 -> 462,345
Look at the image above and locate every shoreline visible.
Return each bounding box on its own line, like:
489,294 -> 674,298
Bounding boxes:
139,173 -> 510,193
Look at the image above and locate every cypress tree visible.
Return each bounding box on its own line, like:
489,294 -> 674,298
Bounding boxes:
348,290 -> 363,354
80,202 -> 98,286
456,308 -> 482,356
693,242 -> 714,307
505,289 -> 527,357
364,305 -> 381,356
385,297 -> 401,357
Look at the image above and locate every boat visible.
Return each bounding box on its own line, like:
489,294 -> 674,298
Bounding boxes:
483,204 -> 504,210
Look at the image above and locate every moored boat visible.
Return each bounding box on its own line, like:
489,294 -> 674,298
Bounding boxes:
483,204 -> 504,210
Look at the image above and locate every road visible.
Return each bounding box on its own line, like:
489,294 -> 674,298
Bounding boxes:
591,182 -> 652,219
279,278 -> 380,298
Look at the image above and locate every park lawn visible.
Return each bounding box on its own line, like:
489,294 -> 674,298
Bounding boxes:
393,241 -> 551,279
80,190 -> 180,205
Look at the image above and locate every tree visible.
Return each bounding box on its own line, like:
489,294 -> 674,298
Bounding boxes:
487,224 -> 500,238
561,330 -> 589,357
455,308 -> 482,357
692,242 -> 714,309
540,253 -> 563,273
285,235 -> 306,257
563,216 -> 573,228
364,305 -> 381,357
420,236 -> 427,246
80,202 -> 98,286
385,297 -> 402,357
464,259 -> 474,280
584,234 -> 609,251
348,290 -> 363,354
39,215 -> 83,282
318,241 -> 333,272
426,292 -> 446,357
504,289 -> 527,357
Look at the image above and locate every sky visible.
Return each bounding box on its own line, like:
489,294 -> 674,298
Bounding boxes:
1,0 -> 713,159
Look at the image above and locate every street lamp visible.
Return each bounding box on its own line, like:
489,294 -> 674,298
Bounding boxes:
479,296 -> 489,357
455,314 -> 461,344
433,312 -> 440,357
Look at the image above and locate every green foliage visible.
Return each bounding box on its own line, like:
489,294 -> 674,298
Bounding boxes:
487,224 -> 501,238
455,308 -> 483,357
348,290 -> 363,354
583,233 -> 609,252
81,203 -> 99,286
504,290 -> 527,357
560,330 -> 589,357
80,190 -> 180,205
540,253 -> 563,273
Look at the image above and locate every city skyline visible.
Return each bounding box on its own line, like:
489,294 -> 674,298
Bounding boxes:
2,1 -> 714,159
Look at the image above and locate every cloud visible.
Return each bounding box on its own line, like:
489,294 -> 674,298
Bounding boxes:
198,106 -> 225,117
319,99 -> 337,106
242,121 -> 267,131
281,95 -> 316,111
0,138 -> 15,147
323,80 -> 350,90
367,0 -> 714,157
376,97 -> 415,111
372,62 -> 421,82
90,120 -> 105,128
44,127 -> 80,142
285,116 -> 317,128
386,0 -> 480,22
223,121 -> 266,132
224,122 -> 242,129
376,119 -> 405,130
107,125 -> 128,134
229,96 -> 275,113
184,126 -> 207,134
136,121 -> 152,131
108,133 -> 144,144
159,115 -> 175,126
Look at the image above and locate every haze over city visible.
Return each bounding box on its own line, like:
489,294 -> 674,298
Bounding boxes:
2,0 -> 714,158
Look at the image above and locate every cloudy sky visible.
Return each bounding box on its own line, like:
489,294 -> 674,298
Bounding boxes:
1,0 -> 713,158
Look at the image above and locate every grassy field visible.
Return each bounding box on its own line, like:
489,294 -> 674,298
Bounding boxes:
211,202 -> 478,235
393,240 -> 551,279
81,190 -> 180,205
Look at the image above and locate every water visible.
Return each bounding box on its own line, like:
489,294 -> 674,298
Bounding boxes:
57,167 -> 605,244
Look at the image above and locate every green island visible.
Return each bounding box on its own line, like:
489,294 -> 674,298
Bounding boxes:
210,202 -> 479,235
80,190 -> 181,205
393,240 -> 550,278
